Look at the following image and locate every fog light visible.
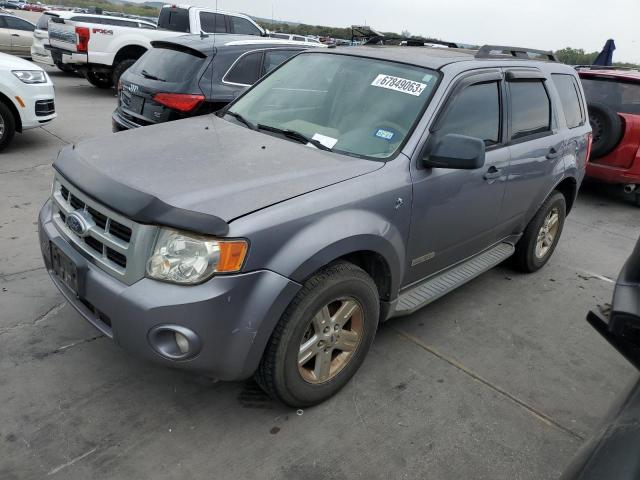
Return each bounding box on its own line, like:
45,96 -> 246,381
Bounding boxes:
147,325 -> 202,361
175,331 -> 189,354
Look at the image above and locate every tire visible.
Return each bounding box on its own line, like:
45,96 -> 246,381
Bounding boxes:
255,261 -> 380,407
0,101 -> 16,153
86,70 -> 114,89
112,59 -> 136,88
512,192 -> 566,273
635,193 -> 640,208
588,102 -> 623,158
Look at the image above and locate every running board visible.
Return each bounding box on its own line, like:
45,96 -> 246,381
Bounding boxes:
393,242 -> 515,317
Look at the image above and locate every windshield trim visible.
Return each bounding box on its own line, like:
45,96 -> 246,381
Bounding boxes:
221,50 -> 443,162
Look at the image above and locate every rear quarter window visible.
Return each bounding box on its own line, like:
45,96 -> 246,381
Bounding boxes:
552,74 -> 585,128
224,50 -> 262,86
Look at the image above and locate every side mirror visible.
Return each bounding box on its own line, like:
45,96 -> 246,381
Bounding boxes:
422,133 -> 486,170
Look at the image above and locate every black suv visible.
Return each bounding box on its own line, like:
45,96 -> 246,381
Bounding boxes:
112,35 -> 322,131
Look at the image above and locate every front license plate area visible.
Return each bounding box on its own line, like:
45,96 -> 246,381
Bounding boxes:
51,243 -> 79,294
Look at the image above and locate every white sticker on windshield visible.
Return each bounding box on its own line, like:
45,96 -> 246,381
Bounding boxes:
371,74 -> 428,96
309,133 -> 338,149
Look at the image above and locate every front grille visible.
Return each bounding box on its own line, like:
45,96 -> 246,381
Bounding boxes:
35,99 -> 55,117
50,176 -> 156,284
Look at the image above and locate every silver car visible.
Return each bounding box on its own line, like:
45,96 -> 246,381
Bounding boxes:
0,13 -> 34,57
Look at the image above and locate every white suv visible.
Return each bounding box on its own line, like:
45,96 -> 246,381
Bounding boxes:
0,52 -> 55,151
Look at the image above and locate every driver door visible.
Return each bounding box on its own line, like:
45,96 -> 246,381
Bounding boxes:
405,70 -> 510,285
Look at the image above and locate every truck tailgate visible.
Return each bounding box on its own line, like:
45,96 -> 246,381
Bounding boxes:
48,19 -> 78,53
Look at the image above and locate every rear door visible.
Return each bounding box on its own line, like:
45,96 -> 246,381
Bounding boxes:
498,69 -> 566,235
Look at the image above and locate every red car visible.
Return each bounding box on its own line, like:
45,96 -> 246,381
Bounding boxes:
23,3 -> 47,11
579,68 -> 640,206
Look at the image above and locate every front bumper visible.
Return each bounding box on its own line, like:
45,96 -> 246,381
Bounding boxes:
14,81 -> 56,130
38,199 -> 301,380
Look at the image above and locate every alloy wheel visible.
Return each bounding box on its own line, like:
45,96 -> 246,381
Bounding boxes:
298,297 -> 364,384
535,207 -> 560,259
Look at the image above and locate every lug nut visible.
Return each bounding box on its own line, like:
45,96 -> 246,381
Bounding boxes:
317,341 -> 324,347
323,326 -> 330,333
334,325 -> 339,331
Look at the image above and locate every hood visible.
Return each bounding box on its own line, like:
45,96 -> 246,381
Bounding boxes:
0,52 -> 44,71
54,115 -> 383,235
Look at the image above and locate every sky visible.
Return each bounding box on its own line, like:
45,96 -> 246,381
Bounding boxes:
144,0 -> 639,64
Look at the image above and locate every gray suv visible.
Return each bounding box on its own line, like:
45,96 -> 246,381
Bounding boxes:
38,44 -> 591,407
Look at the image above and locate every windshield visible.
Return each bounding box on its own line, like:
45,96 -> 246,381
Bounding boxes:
581,77 -> 640,114
226,53 -> 439,159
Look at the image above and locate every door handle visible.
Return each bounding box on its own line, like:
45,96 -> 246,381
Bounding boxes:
11,34 -> 19,37
546,147 -> 562,160
483,166 -> 502,181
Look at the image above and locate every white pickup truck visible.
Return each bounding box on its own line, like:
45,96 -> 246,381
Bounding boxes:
48,5 -> 266,88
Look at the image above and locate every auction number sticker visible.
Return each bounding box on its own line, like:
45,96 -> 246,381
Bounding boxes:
371,74 -> 428,96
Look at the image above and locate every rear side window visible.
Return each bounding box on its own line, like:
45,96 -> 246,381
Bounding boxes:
157,7 -> 189,33
131,47 -> 205,83
230,16 -> 261,36
224,51 -> 262,85
200,12 -> 226,33
293,35 -> 305,42
262,49 -> 299,75
436,82 -> 501,145
509,81 -> 551,140
552,74 -> 585,128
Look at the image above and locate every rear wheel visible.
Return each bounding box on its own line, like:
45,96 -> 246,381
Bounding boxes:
512,192 -> 566,273
0,101 -> 16,152
255,261 -> 379,407
588,102 -> 623,158
112,59 -> 137,88
86,70 -> 113,89
55,62 -> 74,73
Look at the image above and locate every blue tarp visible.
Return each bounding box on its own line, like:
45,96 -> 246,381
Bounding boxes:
593,39 -> 616,66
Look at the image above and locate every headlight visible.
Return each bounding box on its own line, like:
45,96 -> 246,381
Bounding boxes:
146,228 -> 248,285
12,70 -> 47,84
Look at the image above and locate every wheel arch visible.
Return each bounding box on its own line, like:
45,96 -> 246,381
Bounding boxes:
0,91 -> 22,132
554,176 -> 578,213
113,44 -> 147,65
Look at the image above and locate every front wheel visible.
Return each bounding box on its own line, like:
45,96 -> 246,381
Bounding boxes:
86,70 -> 113,89
0,101 -> 16,152
512,192 -> 566,273
255,261 -> 379,407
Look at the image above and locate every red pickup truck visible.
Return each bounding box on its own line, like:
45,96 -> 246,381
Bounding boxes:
579,68 -> 640,206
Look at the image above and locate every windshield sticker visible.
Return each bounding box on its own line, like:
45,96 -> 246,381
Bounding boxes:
371,74 -> 428,96
374,128 -> 396,141
309,133 -> 338,149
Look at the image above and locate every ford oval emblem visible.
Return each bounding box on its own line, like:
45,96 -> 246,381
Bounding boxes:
66,211 -> 89,236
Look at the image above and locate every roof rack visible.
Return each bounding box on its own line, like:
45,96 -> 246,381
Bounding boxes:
574,65 -> 639,72
475,45 -> 559,62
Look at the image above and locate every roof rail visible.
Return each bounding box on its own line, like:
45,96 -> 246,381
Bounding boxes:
475,45 -> 559,62
574,65 -> 638,72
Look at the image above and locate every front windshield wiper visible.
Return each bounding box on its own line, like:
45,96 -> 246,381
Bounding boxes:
140,69 -> 165,82
224,110 -> 257,130
256,124 -> 333,151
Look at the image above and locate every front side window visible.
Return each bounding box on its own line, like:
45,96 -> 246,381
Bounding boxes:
552,74 -> 584,128
200,12 -> 226,33
510,80 -> 551,140
227,53 -> 439,159
231,16 -> 261,36
224,51 -> 262,85
435,81 -> 501,145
